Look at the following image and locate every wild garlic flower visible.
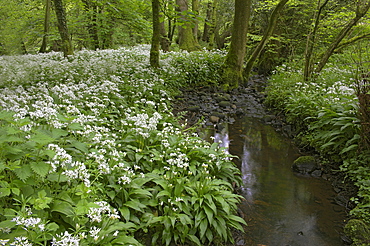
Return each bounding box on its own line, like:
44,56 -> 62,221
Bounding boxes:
51,231 -> 80,246
12,237 -> 32,246
87,201 -> 120,223
12,216 -> 45,232
89,226 -> 101,241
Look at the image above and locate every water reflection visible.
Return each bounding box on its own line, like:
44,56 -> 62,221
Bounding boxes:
204,117 -> 346,246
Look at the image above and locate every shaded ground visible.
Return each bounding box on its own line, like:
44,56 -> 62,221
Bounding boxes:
172,75 -> 358,245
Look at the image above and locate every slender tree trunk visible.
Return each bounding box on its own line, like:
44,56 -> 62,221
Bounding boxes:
176,0 -> 201,51
82,0 -> 100,50
314,1 -> 370,74
221,0 -> 252,90
150,0 -> 160,67
192,0 -> 199,39
207,0 -> 217,49
160,13 -> 170,52
202,1 -> 212,42
40,0 -> 51,53
303,0 -> 329,81
53,0 -> 73,57
244,0 -> 289,80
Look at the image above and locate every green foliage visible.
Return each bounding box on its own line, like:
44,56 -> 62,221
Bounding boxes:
161,49 -> 226,87
265,46 -> 370,243
0,46 -> 245,245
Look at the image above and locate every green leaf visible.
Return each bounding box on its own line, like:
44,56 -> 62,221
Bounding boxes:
70,140 -> 89,153
30,161 -> 50,178
51,200 -> 74,217
0,220 -> 16,229
45,222 -> 59,232
68,123 -> 84,130
204,204 -> 214,225
199,219 -> 208,239
0,188 -> 11,197
119,207 -> 130,222
12,164 -> 32,181
30,130 -> 55,146
51,128 -> 68,139
187,234 -> 201,246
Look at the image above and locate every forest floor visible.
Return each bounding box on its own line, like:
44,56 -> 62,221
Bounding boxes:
172,76 -> 357,245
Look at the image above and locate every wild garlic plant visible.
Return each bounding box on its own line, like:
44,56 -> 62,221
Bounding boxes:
0,46 -> 244,246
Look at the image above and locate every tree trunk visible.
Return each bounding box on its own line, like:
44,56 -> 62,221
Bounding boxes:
82,0 -> 100,50
40,0 -> 51,53
202,1 -> 212,42
192,0 -> 199,39
244,0 -> 289,80
53,0 -> 73,57
160,12 -> 170,52
207,0 -> 218,49
150,0 -> 160,68
314,1 -> 370,74
176,0 -> 201,51
221,0 -> 252,90
303,0 -> 329,81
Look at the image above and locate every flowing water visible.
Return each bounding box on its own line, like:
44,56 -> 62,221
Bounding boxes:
202,116 -> 347,246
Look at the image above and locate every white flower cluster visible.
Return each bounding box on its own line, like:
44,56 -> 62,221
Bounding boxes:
12,216 -> 45,232
124,111 -> 162,138
62,161 -> 91,187
87,201 -> 120,223
51,231 -> 80,246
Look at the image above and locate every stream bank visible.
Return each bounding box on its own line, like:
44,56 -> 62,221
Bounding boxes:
172,75 -> 357,245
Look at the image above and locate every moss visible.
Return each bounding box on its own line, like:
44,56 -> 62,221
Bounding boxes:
344,219 -> 370,246
293,156 -> 316,165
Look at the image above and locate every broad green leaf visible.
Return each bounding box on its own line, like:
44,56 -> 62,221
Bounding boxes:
0,220 -> 16,229
68,123 -> 84,130
203,204 -> 214,225
45,222 -> 59,232
119,206 -> 130,222
0,188 -> 11,197
187,234 -> 201,246
12,164 -> 32,181
70,140 -> 89,153
51,128 -> 68,139
199,218 -> 208,239
30,130 -> 55,146
51,200 -> 74,217
30,161 -> 50,178
11,188 -> 20,196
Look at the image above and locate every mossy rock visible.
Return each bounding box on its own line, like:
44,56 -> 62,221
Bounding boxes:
292,155 -> 317,174
344,219 -> 370,246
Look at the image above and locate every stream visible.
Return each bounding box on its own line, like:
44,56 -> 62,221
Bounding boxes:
202,116 -> 347,246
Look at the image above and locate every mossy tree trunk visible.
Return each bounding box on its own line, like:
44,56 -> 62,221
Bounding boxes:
40,0 -> 51,53
176,0 -> 201,52
150,0 -> 160,68
53,0 -> 73,57
221,0 -> 252,90
244,0 -> 289,81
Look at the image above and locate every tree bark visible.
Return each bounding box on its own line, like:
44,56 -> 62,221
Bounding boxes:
314,1 -> 370,74
192,0 -> 199,39
160,13 -> 170,52
221,0 -> 252,90
40,0 -> 51,53
53,0 -> 73,57
82,0 -> 100,50
150,0 -> 161,67
244,0 -> 289,80
176,0 -> 201,51
303,0 -> 329,81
